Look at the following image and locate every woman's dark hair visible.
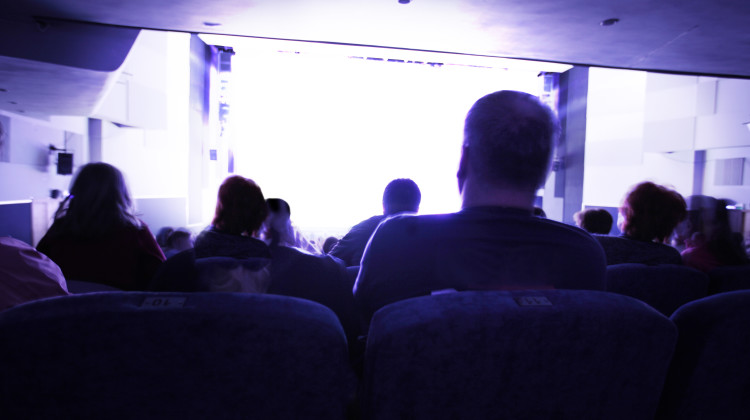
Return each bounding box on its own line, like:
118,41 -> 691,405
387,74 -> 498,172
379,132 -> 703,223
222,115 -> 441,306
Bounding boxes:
212,176 -> 267,236
52,162 -> 140,238
620,181 -> 686,243
266,198 -> 291,215
686,196 -> 749,266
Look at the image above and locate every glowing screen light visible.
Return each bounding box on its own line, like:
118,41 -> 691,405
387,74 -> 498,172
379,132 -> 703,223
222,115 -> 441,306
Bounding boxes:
224,42 -> 550,238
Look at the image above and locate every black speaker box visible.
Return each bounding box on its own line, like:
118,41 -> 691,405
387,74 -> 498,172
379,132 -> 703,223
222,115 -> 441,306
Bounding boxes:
57,153 -> 73,175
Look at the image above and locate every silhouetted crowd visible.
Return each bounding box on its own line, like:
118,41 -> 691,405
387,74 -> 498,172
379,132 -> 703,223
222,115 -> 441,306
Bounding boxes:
2,89 -> 748,341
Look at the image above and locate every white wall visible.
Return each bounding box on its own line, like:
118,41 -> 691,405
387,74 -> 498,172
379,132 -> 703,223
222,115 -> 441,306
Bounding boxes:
0,110 -> 89,244
93,30 -> 170,130
698,77 -> 750,204
100,31 -> 192,232
583,68 -> 750,212
0,30 -> 193,244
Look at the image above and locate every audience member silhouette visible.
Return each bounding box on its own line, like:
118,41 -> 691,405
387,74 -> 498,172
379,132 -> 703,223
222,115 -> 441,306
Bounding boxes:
151,175 -> 359,346
37,162 -> 165,290
263,198 -> 319,254
329,178 -> 421,266
163,229 -> 194,259
595,181 -> 686,265
678,195 -> 749,272
575,208 -> 613,234
322,236 -> 339,254
0,237 -> 69,311
353,90 -> 607,324
155,226 -> 174,251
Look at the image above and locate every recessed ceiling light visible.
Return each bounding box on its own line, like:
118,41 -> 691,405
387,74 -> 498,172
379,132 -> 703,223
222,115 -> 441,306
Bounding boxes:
600,18 -> 620,26
203,22 -> 222,27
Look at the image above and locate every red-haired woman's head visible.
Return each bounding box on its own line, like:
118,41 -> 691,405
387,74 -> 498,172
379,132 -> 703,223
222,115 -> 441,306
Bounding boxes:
212,176 -> 268,236
620,181 -> 686,243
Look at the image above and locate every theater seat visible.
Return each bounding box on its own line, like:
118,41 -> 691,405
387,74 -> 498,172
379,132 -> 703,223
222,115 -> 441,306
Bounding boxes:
65,279 -> 123,293
0,292 -> 355,419
606,263 -> 709,316
708,265 -> 750,294
362,290 -> 676,420
656,290 -> 750,420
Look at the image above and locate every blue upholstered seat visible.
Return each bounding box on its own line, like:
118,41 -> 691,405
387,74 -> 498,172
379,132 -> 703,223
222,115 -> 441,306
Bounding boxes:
0,292 -> 355,419
657,290 -> 750,420
606,263 -> 710,316
362,290 -> 677,420
65,279 -> 123,293
708,264 -> 750,294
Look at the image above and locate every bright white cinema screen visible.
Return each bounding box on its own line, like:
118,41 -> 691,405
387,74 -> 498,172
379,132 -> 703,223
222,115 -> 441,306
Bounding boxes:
224,40 -> 551,237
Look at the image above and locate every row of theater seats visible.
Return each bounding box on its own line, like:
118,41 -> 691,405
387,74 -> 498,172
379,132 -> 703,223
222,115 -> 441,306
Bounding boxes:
606,263 -> 750,316
0,287 -> 748,419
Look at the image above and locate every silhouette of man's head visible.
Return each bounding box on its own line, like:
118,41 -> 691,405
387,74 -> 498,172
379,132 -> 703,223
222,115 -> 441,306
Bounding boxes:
575,209 -> 614,234
382,178 -> 421,216
459,90 -> 560,195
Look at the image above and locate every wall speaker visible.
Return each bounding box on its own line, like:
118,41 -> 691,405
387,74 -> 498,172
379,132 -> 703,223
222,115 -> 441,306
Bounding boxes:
57,153 -> 73,175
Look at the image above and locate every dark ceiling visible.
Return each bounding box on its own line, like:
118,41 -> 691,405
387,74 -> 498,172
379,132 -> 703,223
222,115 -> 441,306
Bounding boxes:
5,0 -> 750,78
1,0 -> 749,117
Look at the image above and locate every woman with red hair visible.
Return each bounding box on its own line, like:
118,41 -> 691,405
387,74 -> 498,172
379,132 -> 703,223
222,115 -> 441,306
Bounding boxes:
595,181 -> 687,265
152,175 -> 359,347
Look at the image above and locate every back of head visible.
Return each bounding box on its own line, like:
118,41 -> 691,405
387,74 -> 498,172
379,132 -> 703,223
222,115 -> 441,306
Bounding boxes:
322,236 -> 339,254
54,162 -> 138,238
463,90 -> 560,192
166,229 -> 193,251
266,198 -> 291,220
212,176 -> 267,236
620,182 -> 686,242
382,178 -> 421,215
576,209 -> 613,235
156,227 -> 175,248
684,196 -> 748,265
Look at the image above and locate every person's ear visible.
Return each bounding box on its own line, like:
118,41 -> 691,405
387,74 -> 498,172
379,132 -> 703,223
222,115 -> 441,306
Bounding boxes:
457,145 -> 469,193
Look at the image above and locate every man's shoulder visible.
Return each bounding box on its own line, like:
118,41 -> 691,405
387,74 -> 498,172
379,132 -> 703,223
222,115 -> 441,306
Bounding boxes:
274,245 -> 343,270
370,213 -> 452,240
350,215 -> 387,231
594,234 -> 681,265
532,216 -> 602,242
378,209 -> 598,241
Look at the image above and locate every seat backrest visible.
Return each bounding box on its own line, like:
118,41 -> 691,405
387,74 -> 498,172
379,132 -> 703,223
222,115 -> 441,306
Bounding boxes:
362,290 -> 677,420
606,263 -> 709,316
657,290 -> 750,420
0,292 -> 354,419
65,279 -> 122,293
708,264 -> 750,294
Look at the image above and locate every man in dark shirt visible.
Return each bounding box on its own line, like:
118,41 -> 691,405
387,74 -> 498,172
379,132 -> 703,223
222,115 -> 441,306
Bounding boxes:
329,178 -> 421,266
353,90 -> 607,323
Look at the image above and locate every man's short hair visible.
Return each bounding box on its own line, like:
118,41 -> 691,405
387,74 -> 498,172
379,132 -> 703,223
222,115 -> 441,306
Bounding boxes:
464,90 -> 560,191
382,178 -> 421,215
575,209 -> 614,234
